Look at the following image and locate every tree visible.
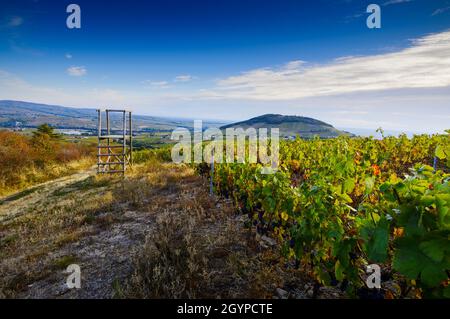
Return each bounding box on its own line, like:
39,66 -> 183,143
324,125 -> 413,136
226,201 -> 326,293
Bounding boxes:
31,124 -> 60,165
32,124 -> 60,139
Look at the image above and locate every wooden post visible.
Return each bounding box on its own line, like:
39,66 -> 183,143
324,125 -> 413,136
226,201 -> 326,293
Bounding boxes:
106,110 -> 111,162
122,110 -> 126,174
97,109 -> 101,173
210,148 -> 214,195
129,111 -> 133,166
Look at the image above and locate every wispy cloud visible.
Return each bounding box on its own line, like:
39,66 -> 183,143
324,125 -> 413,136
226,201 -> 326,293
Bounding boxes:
0,69 -> 127,107
142,80 -> 170,89
345,0 -> 413,22
7,16 -> 23,27
143,75 -> 196,88
200,30 -> 450,101
67,66 -> 87,77
9,41 -> 43,56
344,12 -> 364,22
383,0 -> 413,6
174,74 -> 195,82
0,16 -> 24,29
65,53 -> 73,59
432,6 -> 450,16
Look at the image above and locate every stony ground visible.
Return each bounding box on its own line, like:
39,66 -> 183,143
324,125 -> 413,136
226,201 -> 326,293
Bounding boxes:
0,162 -> 343,299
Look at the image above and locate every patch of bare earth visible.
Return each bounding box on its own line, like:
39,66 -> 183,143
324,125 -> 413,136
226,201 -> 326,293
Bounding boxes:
0,162 -> 342,299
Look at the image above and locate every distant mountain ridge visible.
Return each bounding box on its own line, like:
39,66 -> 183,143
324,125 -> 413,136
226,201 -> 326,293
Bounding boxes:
0,100 -> 224,131
0,101 -> 353,137
221,114 -> 352,138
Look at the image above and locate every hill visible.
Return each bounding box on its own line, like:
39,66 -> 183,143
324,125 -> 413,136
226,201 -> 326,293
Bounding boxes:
221,114 -> 352,138
0,100 -> 224,131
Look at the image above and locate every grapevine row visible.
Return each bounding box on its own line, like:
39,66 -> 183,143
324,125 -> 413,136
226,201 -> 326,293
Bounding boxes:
209,133 -> 450,298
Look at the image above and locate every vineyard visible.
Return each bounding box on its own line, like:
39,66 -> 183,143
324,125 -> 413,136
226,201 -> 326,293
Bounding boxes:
207,132 -> 450,298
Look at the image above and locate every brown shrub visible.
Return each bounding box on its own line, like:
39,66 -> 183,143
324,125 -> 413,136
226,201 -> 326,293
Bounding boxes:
0,130 -> 95,194
0,131 -> 35,186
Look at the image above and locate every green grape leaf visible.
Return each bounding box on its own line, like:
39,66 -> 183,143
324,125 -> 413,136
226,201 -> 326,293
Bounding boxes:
444,286 -> 450,298
435,145 -> 446,160
393,241 -> 426,279
365,177 -> 375,195
335,260 -> 345,281
419,239 -> 445,263
421,264 -> 448,287
340,193 -> 353,204
316,267 -> 331,286
360,218 -> 389,263
394,238 -> 450,287
343,178 -> 356,194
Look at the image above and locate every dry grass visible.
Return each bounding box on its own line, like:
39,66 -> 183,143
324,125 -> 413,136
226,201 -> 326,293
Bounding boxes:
0,157 -> 95,197
119,162 -> 304,299
0,174 -> 118,297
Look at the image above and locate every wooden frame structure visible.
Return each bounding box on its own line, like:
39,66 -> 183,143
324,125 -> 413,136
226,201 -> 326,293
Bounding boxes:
97,109 -> 133,174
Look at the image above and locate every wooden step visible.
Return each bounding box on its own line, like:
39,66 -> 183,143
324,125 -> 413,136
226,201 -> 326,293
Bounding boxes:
97,145 -> 124,149
97,154 -> 125,157
97,170 -> 125,174
97,162 -> 125,165
98,135 -> 131,139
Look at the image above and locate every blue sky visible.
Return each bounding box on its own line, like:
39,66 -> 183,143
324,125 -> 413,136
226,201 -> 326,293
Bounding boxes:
1,0 -> 450,133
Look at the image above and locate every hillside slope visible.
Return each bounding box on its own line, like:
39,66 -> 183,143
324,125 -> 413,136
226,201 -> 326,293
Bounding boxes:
221,114 -> 352,138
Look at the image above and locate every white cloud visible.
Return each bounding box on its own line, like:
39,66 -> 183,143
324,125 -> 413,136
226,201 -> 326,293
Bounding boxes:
65,53 -> 73,59
67,66 -> 87,77
283,60 -> 306,70
204,30 -> 450,101
174,74 -> 195,82
1,68 -> 449,133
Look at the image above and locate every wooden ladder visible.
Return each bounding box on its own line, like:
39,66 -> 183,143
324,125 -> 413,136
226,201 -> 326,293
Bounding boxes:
97,109 -> 133,174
